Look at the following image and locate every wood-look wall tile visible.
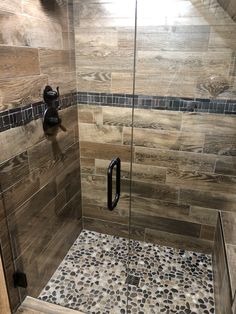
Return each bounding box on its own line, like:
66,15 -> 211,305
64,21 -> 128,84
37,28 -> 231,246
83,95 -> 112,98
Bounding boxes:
226,244 -> 236,297
0,194 -> 4,222
124,127 -> 204,153
129,180 -> 179,203
22,15 -> 63,49
204,134 -> 236,156
166,168 -> 236,193
0,75 -> 48,111
3,172 -> 40,216
213,218 -> 232,314
80,141 -> 132,162
0,12 -> 28,46
145,229 -> 213,254
200,225 -> 215,241
48,71 -> 76,95
215,156 -> 236,176
16,214 -> 82,297
102,107 -> 132,127
60,106 -> 79,130
39,49 -> 71,74
180,188 -> 236,211
80,158 -> 95,174
130,196 -> 190,222
30,141 -> 80,188
95,159 -> 166,183
56,159 -> 80,197
0,151 -> 29,191
0,120 -> 45,164
0,46 -> 40,79
83,203 -> 129,225
189,206 -> 218,226
7,181 -> 57,259
131,214 -> 201,238
78,106 -> 94,124
76,71 -> 111,93
79,123 -> 123,144
221,211 -> 236,245
134,109 -> 182,131
135,147 -> 216,172
111,72 -> 133,94
83,217 -> 129,239
22,0 -> 68,29
182,113 -> 236,135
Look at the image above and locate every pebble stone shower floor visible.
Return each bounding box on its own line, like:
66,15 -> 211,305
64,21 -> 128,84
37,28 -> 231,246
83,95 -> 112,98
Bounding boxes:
39,230 -> 215,314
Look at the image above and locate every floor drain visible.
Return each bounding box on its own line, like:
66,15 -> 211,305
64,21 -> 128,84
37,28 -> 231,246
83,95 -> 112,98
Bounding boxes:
125,275 -> 140,287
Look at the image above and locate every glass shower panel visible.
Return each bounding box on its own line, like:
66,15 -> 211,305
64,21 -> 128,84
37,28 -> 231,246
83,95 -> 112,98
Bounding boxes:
127,0 -> 235,312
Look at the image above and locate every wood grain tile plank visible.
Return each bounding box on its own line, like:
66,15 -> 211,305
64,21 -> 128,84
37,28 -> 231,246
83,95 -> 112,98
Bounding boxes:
145,229 -> 213,254
135,147 -> 216,172
0,151 -> 29,191
80,142 -> 132,162
79,123 -> 123,144
0,46 -> 40,79
166,168 -> 236,193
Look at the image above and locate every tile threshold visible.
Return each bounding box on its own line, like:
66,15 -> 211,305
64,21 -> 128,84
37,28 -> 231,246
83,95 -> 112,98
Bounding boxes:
16,296 -> 84,314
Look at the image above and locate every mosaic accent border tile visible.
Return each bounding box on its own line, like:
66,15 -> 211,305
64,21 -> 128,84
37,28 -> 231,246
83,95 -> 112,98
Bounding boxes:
0,93 -> 77,133
1,91 -> 236,133
39,230 -> 215,314
77,92 -> 236,115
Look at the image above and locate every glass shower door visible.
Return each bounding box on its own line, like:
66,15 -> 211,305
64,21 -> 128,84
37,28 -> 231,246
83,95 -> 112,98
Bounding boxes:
127,0 -> 226,313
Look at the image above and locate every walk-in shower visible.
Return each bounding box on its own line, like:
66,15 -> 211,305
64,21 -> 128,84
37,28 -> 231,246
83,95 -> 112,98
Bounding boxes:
0,0 -> 235,313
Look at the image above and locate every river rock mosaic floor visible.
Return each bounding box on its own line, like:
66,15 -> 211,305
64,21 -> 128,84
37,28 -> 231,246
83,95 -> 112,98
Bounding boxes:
39,230 -> 215,314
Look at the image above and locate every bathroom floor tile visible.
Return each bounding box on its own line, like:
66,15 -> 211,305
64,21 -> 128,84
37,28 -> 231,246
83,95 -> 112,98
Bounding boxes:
39,230 -> 215,314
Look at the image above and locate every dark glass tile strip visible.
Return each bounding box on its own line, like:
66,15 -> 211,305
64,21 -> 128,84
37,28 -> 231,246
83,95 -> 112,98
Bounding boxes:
0,91 -> 235,133
0,92 -> 77,133
77,92 -> 236,115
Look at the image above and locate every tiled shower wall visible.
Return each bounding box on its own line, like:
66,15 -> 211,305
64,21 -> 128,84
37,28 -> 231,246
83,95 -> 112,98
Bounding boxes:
75,1 -> 236,312
0,1 -> 82,312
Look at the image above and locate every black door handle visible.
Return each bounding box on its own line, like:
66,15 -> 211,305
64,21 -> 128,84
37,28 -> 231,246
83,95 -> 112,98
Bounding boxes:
107,157 -> 121,211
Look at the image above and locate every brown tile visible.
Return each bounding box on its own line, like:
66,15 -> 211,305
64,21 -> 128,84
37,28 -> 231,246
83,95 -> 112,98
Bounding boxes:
39,49 -> 71,74
80,158 -> 95,174
76,71 -> 111,93
103,107 -> 132,127
0,151 -> 29,191
189,206 -> 218,226
182,113 -> 236,136
166,168 -> 236,193
0,195 -> 5,222
226,244 -> 236,296
130,180 -> 179,203
78,106 -> 94,124
145,229 -> 213,254
0,12 -> 28,46
131,214 -> 201,238
79,123 -> 123,144
95,159 -> 166,183
80,142 -> 132,162
83,217 -> 129,239
180,188 -> 236,211
48,71 -> 76,95
221,211 -> 236,245
215,156 -> 236,176
204,134 -> 236,156
3,172 -> 40,216
83,203 -> 129,225
200,225 -> 215,241
0,119 -> 45,163
124,127 -> 204,153
0,75 -> 48,111
7,181 -> 57,258
135,147 -> 216,172
56,160 -> 81,202
0,46 -> 40,79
